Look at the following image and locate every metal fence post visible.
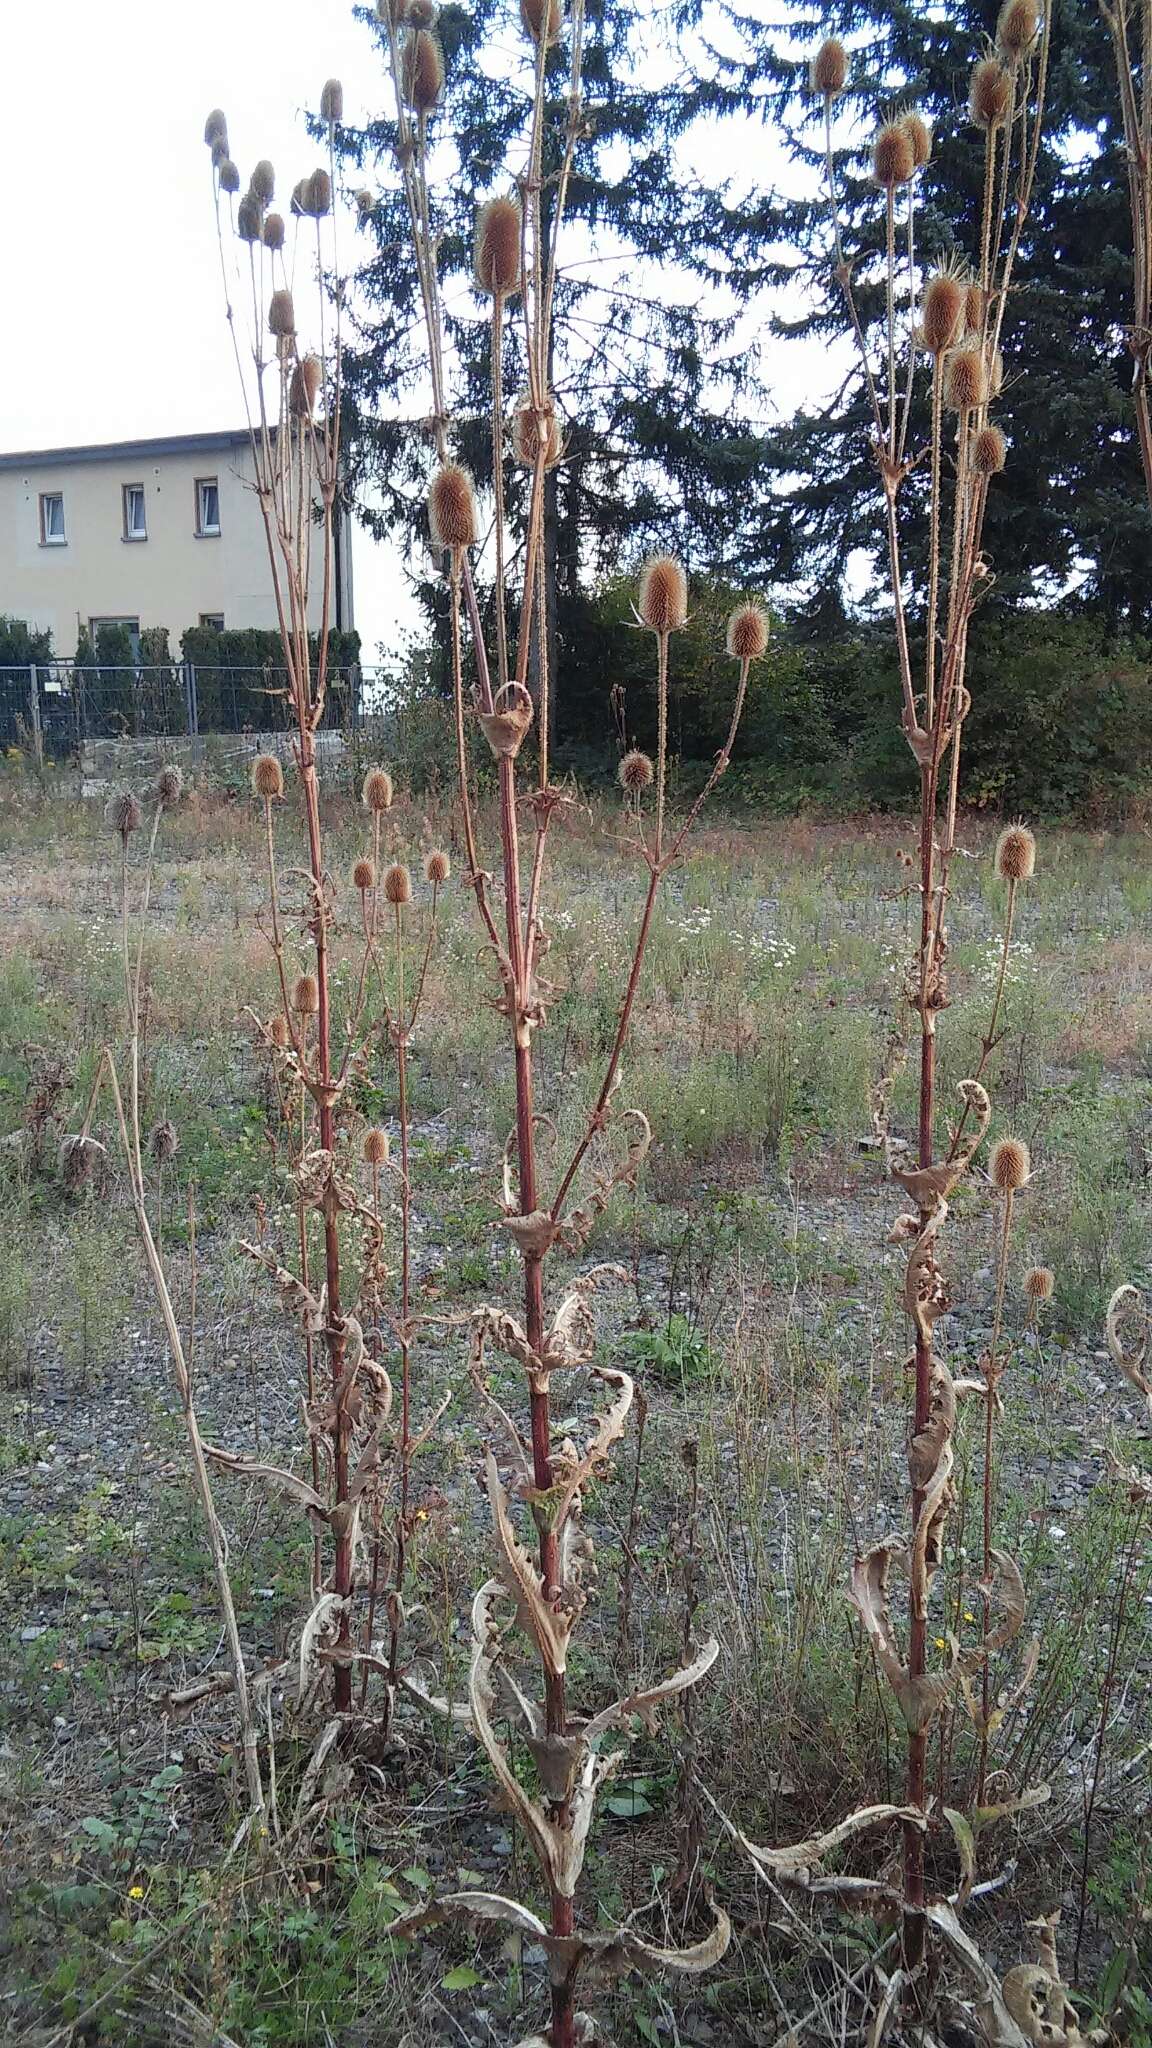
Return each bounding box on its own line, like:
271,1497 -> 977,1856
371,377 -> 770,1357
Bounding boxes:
28,664 -> 43,768
184,660 -> 199,737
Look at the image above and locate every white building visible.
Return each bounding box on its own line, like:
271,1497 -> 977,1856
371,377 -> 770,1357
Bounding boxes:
0,429 -> 354,659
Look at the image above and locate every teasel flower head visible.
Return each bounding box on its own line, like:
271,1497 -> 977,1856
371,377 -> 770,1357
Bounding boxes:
289,354 -> 322,417
237,192 -> 263,244
521,0 -> 561,45
726,601 -> 770,662
965,282 -> 985,332
59,1133 -> 105,1194
269,1013 -> 290,1048
407,0 -> 439,24
990,1135 -> 1031,1192
995,822 -> 1036,880
997,0 -> 1039,62
403,30 -> 444,113
154,763 -> 184,806
474,195 -> 523,298
263,212 -> 286,251
972,423 -> 1007,474
150,1118 -> 179,1165
353,857 -> 376,893
291,177 -> 309,216
1025,1263 -> 1055,1301
204,109 -> 228,149
211,135 -> 230,169
809,36 -> 847,99
303,167 -> 332,217
429,463 -> 478,552
218,158 -> 240,194
362,765 -> 394,812
922,272 -> 965,356
384,862 -> 412,906
354,188 -> 375,223
945,343 -> 988,411
292,973 -> 320,1017
511,393 -> 562,469
619,749 -> 654,793
268,288 -> 296,338
250,159 -> 275,205
637,554 -> 688,634
424,849 -> 451,885
872,119 -> 915,189
363,1126 -> 390,1167
252,752 -> 285,800
970,57 -> 1013,129
320,78 -> 343,124
107,790 -> 142,838
901,109 -> 931,169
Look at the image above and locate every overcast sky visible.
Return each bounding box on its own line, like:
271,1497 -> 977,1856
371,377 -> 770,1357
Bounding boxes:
3,0 -> 835,661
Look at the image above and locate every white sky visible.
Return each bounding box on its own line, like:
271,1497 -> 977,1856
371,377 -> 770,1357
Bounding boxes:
2,0 -> 845,660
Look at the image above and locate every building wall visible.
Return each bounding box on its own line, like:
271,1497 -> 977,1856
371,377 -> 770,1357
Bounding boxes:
0,433 -> 352,659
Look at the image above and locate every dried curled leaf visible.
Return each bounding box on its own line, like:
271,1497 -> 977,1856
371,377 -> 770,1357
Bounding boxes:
732,1802 -> 924,1886
543,1263 -> 629,1374
391,1889 -> 548,1943
1001,1913 -> 1108,2046
579,1902 -> 732,1978
478,681 -> 534,760
299,1593 -> 348,1698
203,1444 -> 329,1521
909,1362 -> 957,1490
240,1238 -> 324,1326
1106,1283 -> 1151,1416
547,1367 -> 634,1529
556,1112 -> 652,1254
486,1452 -> 579,1677
927,1901 -> 1032,2047
582,1636 -> 720,1740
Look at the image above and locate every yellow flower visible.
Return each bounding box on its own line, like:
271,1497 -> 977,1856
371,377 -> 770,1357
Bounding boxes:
128,1885 -> 144,1900
964,1611 -> 976,1623
934,1636 -> 947,1650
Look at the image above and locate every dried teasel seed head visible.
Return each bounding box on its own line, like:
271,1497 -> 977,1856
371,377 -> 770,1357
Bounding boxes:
383,862 -> 412,906
363,1126 -> 390,1166
809,36 -> 848,99
250,159 -> 275,204
475,195 -> 523,298
997,0 -> 1039,61
292,973 -> 320,1016
204,108 -> 228,149
218,158 -> 240,194
972,423 -> 1007,474
403,30 -> 444,112
269,1014 -> 290,1048
901,110 -> 931,169
362,765 -> 394,812
353,857 -> 376,892
424,849 -> 451,884
511,394 -> 562,469
237,192 -> 263,243
1025,1264 -> 1055,1301
726,601 -> 770,662
428,463 -> 478,551
107,790 -> 142,836
291,177 -> 309,216
872,120 -> 915,190
59,1133 -> 105,1193
354,188 -> 375,221
260,215 -> 286,259
305,167 -> 332,217
289,354 -> 322,417
407,0 -> 439,25
970,56 -> 1013,129
965,283 -> 985,331
154,763 -> 184,805
211,136 -> 230,169
995,822 -> 1036,880
268,288 -> 296,338
619,748 -> 655,793
521,0 -> 561,45
922,273 -> 965,356
990,1136 -> 1030,1192
637,554 -> 688,634
320,78 -> 344,123
149,1118 -> 179,1164
252,752 -> 285,800
944,344 -> 988,412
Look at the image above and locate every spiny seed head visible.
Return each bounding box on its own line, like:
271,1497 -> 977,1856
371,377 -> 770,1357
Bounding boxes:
902,109 -> 931,169
403,29 -> 444,112
965,283 -> 985,331
204,108 -> 228,149
355,188 -> 375,221
990,1136 -> 1030,1192
252,752 -> 285,800
521,0 -> 561,44
383,862 -> 412,906
269,1014 -> 289,1047
292,973 -> 320,1016
362,765 -> 394,812
353,857 -> 376,892
154,763 -> 184,805
424,849 -> 451,884
263,212 -> 285,251
289,354 -> 322,417
511,395 -> 562,469
268,288 -> 296,338
619,748 -> 655,793
922,274 -> 965,356
305,167 -> 332,217
872,120 -> 915,190
637,554 -> 688,634
809,36 -> 848,98
726,601 -> 770,662
475,195 -> 523,297
211,135 -> 230,169
150,1118 -> 179,1164
363,1126 -> 390,1166
218,158 -> 240,194
407,0 -> 439,24
997,0 -> 1039,61
107,790 -> 142,836
996,823 -> 1036,880
1025,1264 -> 1055,1300
429,463 -> 478,551
945,344 -> 988,411
970,57 -> 1013,129
250,159 -> 275,204
237,192 -> 263,243
291,177 -> 309,216
320,78 -> 344,123
972,423 -> 1007,474
59,1134 -> 103,1193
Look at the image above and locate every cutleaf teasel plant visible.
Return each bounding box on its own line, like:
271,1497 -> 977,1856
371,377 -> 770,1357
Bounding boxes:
372,1 -> 758,2039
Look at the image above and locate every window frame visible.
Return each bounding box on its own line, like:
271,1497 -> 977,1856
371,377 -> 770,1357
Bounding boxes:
39,491 -> 66,545
88,616 -> 142,663
122,482 -> 148,542
195,476 -> 220,537
198,613 -> 225,631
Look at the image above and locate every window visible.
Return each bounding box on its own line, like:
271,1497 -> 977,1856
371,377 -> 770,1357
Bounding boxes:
123,483 -> 147,541
195,477 -> 220,536
89,617 -> 142,662
199,613 -> 225,631
39,492 -> 66,545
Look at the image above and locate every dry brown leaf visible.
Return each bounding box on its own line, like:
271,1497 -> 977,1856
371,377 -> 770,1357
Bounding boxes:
203,1444 -> 328,1520
1106,1282 -> 1151,1415
485,1453 -> 577,1677
582,1637 -> 720,1739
